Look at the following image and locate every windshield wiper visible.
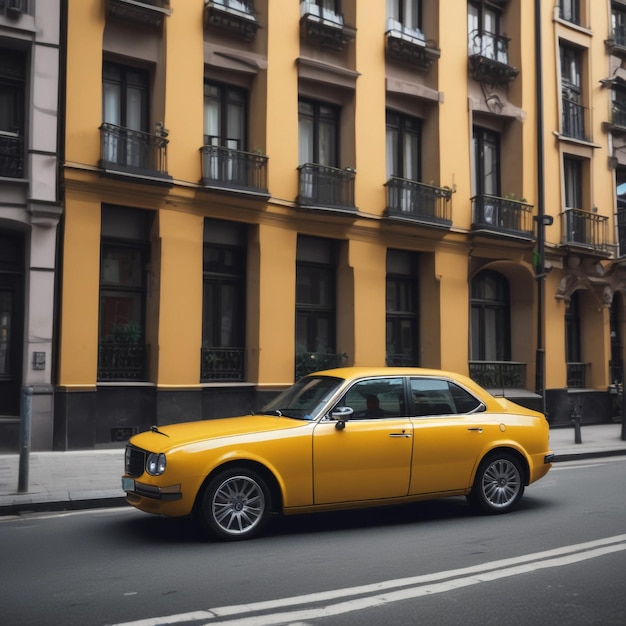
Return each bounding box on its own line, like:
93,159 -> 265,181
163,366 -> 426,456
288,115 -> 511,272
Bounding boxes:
262,410 -> 282,417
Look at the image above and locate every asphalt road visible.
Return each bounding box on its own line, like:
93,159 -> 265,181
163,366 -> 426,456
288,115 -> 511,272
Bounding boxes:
1,457 -> 625,626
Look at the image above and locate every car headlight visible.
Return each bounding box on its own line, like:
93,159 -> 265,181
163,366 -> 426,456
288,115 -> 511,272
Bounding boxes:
146,453 -> 166,476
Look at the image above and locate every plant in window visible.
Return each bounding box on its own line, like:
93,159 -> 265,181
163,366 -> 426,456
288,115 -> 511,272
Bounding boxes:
109,320 -> 142,344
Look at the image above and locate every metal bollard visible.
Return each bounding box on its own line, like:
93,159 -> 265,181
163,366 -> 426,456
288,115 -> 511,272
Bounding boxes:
570,403 -> 582,445
18,386 -> 33,493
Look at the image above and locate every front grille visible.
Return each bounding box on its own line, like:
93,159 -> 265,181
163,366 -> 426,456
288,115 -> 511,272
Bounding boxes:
125,445 -> 146,477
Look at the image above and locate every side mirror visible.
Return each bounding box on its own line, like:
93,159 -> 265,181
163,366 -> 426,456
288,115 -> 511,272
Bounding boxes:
331,406 -> 353,430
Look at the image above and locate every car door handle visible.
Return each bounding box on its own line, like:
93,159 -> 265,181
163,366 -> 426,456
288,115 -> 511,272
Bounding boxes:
389,431 -> 412,438
468,427 -> 483,433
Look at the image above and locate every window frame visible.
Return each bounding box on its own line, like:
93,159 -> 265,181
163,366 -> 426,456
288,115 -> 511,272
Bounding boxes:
102,61 -> 150,132
203,80 -> 248,150
472,126 -> 501,197
386,110 -> 422,182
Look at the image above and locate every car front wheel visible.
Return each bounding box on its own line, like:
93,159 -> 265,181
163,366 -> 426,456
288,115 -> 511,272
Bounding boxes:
469,452 -> 524,514
199,468 -> 271,541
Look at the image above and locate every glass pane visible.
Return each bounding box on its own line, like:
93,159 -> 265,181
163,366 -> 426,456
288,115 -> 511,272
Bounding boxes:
99,292 -> 142,341
386,127 -> 398,179
103,82 -> 121,125
0,292 -> 11,376
403,130 -> 419,180
126,86 -> 145,132
101,247 -> 143,287
298,116 -> 314,165
319,117 -> 337,167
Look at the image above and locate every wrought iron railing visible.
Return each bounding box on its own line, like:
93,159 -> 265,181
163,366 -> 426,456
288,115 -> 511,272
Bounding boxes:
611,102 -> 626,128
98,343 -> 147,381
0,132 -> 23,178
200,145 -> 268,193
386,178 -> 452,225
471,195 -> 534,238
469,361 -> 526,389
100,123 -> 169,176
468,29 -> 509,64
560,208 -> 610,254
612,23 -> 626,47
297,163 -> 356,212
201,347 -> 245,382
562,97 -> 587,140
106,0 -> 169,27
567,362 -> 587,388
386,353 -> 417,367
616,208 -> 626,257
204,0 -> 258,40
295,352 -> 347,379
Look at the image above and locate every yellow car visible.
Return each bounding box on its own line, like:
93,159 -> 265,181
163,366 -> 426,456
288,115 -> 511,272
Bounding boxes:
122,367 -> 553,541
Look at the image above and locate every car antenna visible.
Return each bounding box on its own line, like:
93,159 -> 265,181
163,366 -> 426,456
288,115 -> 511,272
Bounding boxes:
150,425 -> 169,437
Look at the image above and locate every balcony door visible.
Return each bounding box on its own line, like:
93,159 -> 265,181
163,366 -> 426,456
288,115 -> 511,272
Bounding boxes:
102,62 -> 150,167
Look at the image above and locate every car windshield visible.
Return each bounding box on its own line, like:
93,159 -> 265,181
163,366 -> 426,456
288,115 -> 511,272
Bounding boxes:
261,376 -> 344,420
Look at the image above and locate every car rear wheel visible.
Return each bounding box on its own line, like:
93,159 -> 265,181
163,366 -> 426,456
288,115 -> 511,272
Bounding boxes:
469,452 -> 524,514
199,468 -> 271,541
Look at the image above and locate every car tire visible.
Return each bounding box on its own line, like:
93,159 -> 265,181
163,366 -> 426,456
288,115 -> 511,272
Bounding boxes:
468,452 -> 525,514
199,468 -> 271,541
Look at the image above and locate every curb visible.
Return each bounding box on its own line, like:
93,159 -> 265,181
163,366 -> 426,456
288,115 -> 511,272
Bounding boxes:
0,496 -> 126,517
552,448 -> 626,463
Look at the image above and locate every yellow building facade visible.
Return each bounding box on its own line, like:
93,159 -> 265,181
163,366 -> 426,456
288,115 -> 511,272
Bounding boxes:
53,0 -> 626,449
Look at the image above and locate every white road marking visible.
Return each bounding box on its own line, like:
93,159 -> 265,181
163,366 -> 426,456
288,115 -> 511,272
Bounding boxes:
111,534 -> 626,626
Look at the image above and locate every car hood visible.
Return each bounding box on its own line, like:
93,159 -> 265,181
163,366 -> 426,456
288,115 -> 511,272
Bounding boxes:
129,414 -> 305,452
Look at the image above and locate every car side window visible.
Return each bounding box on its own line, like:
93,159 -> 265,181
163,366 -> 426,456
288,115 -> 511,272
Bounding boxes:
410,378 -> 483,416
448,382 -> 483,414
340,377 -> 404,419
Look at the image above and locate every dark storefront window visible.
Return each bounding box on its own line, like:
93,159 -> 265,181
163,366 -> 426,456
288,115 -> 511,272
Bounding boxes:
0,48 -> 25,179
201,221 -> 247,382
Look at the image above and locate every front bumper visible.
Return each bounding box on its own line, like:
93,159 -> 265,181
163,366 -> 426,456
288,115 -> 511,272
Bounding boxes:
122,476 -> 182,501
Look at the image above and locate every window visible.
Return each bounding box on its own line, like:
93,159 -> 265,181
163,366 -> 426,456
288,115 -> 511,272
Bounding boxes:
340,377 -> 404,419
612,86 -> 626,128
472,127 -> 500,197
386,111 -> 421,182
560,0 -> 580,25
302,0 -> 342,22
386,250 -> 418,367
617,170 -> 626,256
613,4 -> 626,46
202,220 -> 247,381
98,207 -> 152,381
204,82 -> 247,150
560,44 -> 584,139
468,0 -> 505,62
564,157 -> 582,210
471,270 -> 510,362
298,100 -> 339,168
102,62 -> 150,167
565,291 -> 584,387
410,378 -> 482,416
387,0 -> 421,31
0,48 -> 25,178
296,237 -> 337,375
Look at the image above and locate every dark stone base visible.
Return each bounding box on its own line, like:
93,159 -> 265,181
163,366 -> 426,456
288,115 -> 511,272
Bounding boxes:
545,388 -> 616,427
53,384 -> 282,450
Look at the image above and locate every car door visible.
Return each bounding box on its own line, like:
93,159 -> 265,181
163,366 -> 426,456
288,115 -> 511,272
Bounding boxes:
408,377 -> 491,495
312,377 -> 413,504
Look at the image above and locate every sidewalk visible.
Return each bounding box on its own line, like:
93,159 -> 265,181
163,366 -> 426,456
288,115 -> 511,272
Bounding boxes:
1,423 -> 625,517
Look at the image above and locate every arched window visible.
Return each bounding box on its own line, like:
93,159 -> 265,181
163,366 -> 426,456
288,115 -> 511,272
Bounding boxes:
470,270 -> 510,362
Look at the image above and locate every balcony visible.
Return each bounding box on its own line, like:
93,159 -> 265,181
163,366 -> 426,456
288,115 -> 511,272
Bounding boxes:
295,352 -> 347,379
204,0 -> 259,41
605,23 -> 626,57
106,0 -> 170,28
469,361 -> 526,390
297,163 -> 356,213
562,96 -> 589,141
99,123 -> 172,183
567,362 -> 588,389
0,131 -> 23,178
385,178 -> 452,229
200,145 -> 269,197
385,19 -> 440,71
471,195 -> 535,241
602,100 -> 626,134
560,208 -> 611,256
201,347 -> 245,382
468,30 -> 518,88
98,343 -> 147,381
300,0 -> 355,51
